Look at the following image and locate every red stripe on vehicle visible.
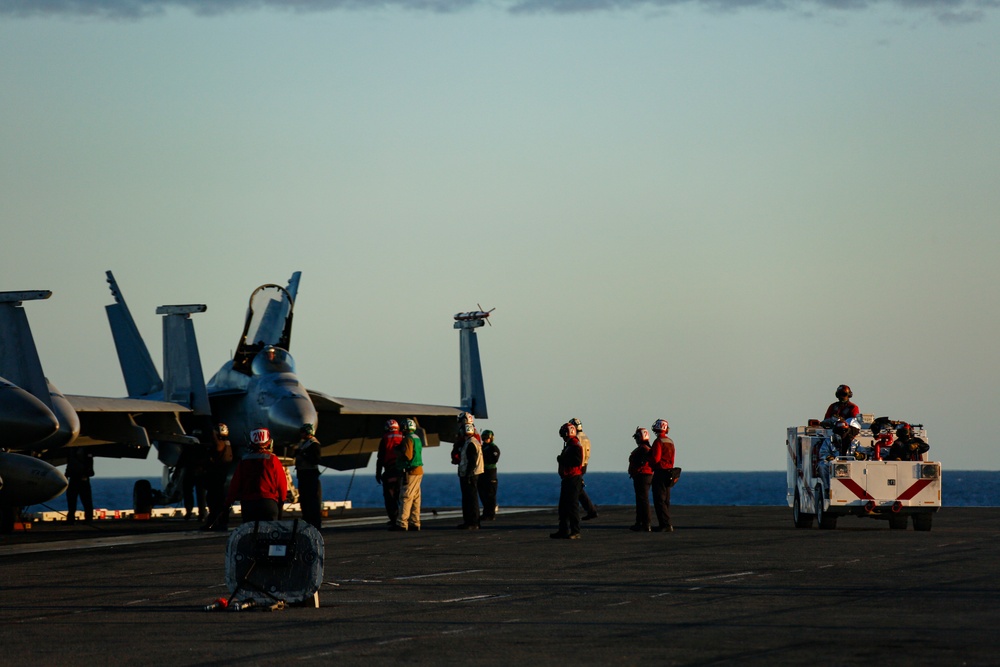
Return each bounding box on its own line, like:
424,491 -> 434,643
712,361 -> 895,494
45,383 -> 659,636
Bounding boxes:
896,479 -> 932,501
834,478 -> 873,500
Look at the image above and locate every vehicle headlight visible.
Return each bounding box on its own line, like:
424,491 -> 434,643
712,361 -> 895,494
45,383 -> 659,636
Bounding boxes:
833,463 -> 851,478
920,464 -> 940,479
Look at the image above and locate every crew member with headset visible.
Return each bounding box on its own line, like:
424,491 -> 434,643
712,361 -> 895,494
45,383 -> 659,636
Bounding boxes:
65,447 -> 95,524
569,417 -> 598,520
824,385 -> 861,455
887,423 -> 930,461
376,419 -> 404,526
225,427 -> 288,523
627,427 -> 654,532
294,423 -> 322,530
478,430 -> 501,520
649,419 -> 676,533
201,422 -> 233,531
391,418 -> 424,532
457,423 -> 484,530
552,422 -> 584,540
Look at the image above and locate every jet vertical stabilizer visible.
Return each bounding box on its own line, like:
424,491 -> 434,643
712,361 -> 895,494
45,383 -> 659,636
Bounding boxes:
454,309 -> 493,419
157,305 -> 210,416
0,291 -> 55,408
105,271 -> 163,398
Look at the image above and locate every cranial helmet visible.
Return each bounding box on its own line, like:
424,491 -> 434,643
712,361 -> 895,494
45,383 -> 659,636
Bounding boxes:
895,422 -> 912,437
559,422 -> 577,438
458,411 -> 475,424
836,384 -> 853,400
569,417 -> 583,431
385,419 -> 399,432
652,419 -> 669,434
404,418 -> 417,433
300,423 -> 315,435
250,427 -> 272,449
216,423 -> 229,437
633,427 -> 650,444
464,423 -> 477,436
482,430 -> 494,441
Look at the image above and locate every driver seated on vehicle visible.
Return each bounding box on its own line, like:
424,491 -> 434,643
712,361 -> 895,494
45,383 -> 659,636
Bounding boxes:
822,384 -> 861,456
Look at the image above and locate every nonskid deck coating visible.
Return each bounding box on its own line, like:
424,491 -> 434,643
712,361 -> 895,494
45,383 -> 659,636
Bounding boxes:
2,506 -> 997,665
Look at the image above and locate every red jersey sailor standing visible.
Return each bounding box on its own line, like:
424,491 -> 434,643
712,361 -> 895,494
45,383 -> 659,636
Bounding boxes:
649,419 -> 676,533
552,422 -> 584,540
225,427 -> 288,523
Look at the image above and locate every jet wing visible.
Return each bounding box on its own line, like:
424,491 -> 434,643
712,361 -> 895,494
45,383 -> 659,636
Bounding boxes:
63,394 -> 195,458
307,390 -> 463,470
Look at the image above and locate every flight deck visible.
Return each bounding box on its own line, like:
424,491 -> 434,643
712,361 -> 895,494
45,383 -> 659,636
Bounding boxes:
2,505 -> 997,665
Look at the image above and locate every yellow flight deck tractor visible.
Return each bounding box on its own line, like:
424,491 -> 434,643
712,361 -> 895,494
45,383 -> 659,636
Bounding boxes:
786,415 -> 941,531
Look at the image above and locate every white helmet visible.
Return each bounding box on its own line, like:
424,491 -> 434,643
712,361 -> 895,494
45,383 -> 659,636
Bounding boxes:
652,419 -> 669,434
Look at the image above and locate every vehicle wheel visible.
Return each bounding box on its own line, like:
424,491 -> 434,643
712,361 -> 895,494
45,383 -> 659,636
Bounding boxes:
815,485 -> 837,529
133,479 -> 154,515
913,514 -> 933,532
793,492 -> 814,529
889,515 -> 908,530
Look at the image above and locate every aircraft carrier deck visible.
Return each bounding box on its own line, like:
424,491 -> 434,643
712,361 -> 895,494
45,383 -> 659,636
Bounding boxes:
2,505 -> 998,666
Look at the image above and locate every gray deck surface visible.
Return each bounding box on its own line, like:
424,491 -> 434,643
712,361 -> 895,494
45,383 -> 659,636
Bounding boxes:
2,505 -> 997,666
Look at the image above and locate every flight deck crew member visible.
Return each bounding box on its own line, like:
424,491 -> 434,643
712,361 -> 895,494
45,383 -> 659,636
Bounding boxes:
65,447 -> 95,524
552,422 -> 584,540
824,385 -> 862,456
478,429 -> 500,520
294,423 -> 322,530
225,427 -> 288,523
887,423 -> 930,461
202,423 -> 233,531
376,419 -> 404,525
569,417 -> 598,520
457,423 -> 484,529
627,427 -> 654,532
649,419 -> 676,533
391,418 -> 423,532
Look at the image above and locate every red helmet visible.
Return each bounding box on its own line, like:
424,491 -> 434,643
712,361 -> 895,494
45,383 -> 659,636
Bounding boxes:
559,422 -> 577,438
250,428 -> 272,450
385,419 -> 399,432
836,385 -> 853,400
652,419 -> 669,434
633,427 -> 650,444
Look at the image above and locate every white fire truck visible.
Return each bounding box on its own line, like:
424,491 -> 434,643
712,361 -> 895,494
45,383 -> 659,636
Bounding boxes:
786,416 -> 941,531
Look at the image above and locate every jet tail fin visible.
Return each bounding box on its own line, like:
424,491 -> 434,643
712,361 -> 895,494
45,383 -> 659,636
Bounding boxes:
453,309 -> 492,419
157,305 -> 211,416
0,291 -> 54,408
105,271 -> 163,398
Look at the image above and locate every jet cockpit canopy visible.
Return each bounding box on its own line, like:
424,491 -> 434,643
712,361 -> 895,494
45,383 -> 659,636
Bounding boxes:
233,284 -> 295,374
251,346 -> 296,375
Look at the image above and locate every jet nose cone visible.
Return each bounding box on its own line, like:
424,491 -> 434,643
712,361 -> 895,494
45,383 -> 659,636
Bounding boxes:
267,396 -> 318,445
0,385 -> 60,449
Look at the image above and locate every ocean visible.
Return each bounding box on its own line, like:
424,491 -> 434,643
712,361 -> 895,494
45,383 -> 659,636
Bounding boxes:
66,470 -> 1000,513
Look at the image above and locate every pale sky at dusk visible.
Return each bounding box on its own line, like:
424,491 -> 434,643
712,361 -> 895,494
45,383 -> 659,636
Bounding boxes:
2,0 -> 998,476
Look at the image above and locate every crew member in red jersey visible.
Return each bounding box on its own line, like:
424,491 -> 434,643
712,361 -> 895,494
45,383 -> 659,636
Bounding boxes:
627,427 -> 654,532
225,427 -> 288,523
824,385 -> 861,455
552,422 -> 584,540
649,419 -> 676,533
376,419 -> 404,525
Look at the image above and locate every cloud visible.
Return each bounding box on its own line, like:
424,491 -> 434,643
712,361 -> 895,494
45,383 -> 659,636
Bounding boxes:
0,0 -> 995,22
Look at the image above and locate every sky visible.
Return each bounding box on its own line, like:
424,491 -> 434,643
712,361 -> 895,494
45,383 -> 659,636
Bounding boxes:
1,0 -> 998,478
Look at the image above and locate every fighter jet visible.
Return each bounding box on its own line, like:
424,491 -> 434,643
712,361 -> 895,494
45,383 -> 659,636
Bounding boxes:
104,271 -> 490,502
0,290 -> 194,530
